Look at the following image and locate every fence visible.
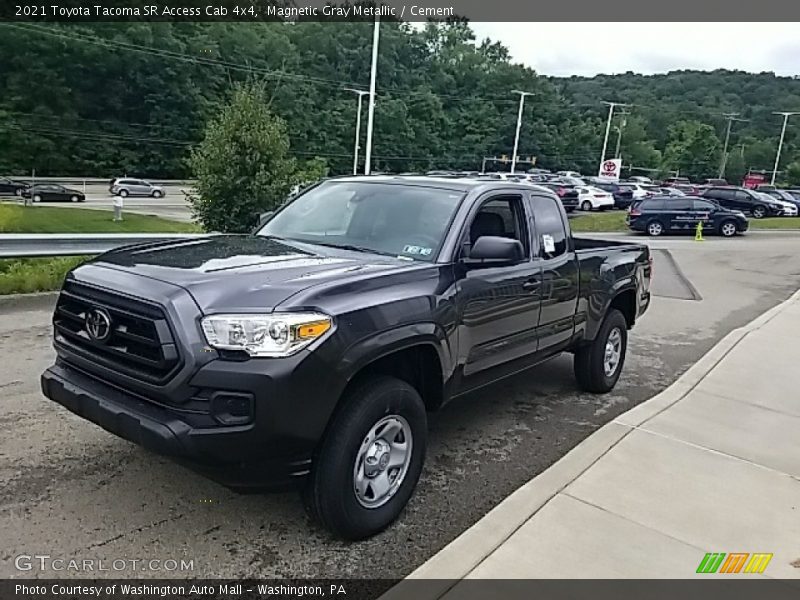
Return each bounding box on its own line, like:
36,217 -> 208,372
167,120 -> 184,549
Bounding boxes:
0,233 -> 209,258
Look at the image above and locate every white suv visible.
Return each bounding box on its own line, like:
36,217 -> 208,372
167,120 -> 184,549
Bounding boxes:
109,178 -> 164,198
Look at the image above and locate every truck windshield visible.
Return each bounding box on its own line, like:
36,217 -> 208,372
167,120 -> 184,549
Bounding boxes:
258,181 -> 465,261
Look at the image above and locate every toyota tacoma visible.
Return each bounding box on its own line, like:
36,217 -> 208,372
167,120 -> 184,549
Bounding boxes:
42,176 -> 651,539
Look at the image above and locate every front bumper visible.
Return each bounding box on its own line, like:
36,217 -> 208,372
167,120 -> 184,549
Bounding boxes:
41,353 -> 338,490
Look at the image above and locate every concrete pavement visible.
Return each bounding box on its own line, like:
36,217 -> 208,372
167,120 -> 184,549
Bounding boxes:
387,288 -> 800,594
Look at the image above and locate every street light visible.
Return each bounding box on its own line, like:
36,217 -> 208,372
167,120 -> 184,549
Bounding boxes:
344,88 -> 369,175
771,111 -> 800,185
510,90 -> 534,174
363,16 -> 380,175
600,101 -> 628,168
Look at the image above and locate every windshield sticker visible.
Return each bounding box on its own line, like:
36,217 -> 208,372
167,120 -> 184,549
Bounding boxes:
542,234 -> 556,254
403,245 -> 433,257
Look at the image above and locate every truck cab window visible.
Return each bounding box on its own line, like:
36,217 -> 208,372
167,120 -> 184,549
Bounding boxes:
468,196 -> 528,256
531,196 -> 568,257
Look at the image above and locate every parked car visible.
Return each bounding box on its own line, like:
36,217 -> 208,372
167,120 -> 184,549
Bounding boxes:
557,176 -> 587,187
21,183 -> 85,203
591,181 -> 635,209
0,177 -> 28,196
786,189 -> 800,203
673,184 -> 705,195
627,196 -> 748,237
575,185 -> 615,211
702,186 -> 783,218
653,186 -> 686,196
556,170 -> 582,178
704,178 -> 728,186
627,176 -> 653,184
617,182 -> 650,200
109,178 -> 165,198
662,176 -> 691,185
756,191 -> 797,216
762,189 -> 800,212
538,182 -> 579,212
41,175 -> 652,540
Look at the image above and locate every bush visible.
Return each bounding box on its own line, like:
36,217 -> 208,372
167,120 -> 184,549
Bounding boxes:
189,82 -> 327,233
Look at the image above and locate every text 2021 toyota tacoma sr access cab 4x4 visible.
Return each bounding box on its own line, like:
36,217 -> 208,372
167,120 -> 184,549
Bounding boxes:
41,176 -> 651,539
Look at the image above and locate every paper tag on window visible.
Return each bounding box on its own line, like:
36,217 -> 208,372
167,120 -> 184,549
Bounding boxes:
542,234 -> 556,254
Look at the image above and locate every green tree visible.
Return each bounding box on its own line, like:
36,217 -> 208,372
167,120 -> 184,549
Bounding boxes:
188,82 -> 326,233
662,120 -> 722,180
785,161 -> 800,186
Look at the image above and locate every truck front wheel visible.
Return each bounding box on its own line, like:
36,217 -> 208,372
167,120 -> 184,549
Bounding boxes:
574,309 -> 628,393
305,376 -> 427,540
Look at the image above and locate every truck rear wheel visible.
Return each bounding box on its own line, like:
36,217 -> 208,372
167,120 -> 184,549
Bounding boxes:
574,309 -> 628,393
304,376 -> 427,540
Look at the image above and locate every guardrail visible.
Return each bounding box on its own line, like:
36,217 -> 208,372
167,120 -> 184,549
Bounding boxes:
6,177 -> 195,186
0,233 -> 210,258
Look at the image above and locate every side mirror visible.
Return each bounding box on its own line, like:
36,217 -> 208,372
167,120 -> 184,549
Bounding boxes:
462,236 -> 523,267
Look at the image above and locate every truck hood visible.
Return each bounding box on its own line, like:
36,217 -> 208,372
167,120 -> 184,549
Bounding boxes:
90,235 -> 420,313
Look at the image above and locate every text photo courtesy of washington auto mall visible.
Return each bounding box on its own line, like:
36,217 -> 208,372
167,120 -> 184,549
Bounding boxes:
1,1 -> 800,599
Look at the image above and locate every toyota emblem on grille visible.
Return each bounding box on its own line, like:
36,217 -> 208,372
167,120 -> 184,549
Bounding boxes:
85,308 -> 112,342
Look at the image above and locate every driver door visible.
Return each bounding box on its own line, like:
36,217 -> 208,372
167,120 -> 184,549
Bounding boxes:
455,193 -> 543,392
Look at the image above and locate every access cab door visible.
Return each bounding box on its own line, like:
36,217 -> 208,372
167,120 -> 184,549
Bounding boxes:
527,192 -> 579,351
454,191 -> 543,393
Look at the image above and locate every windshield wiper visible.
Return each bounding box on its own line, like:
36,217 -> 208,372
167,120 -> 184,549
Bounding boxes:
306,241 -> 399,258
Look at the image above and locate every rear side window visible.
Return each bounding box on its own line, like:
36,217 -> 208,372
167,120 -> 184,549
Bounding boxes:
641,199 -> 666,210
666,199 -> 692,211
531,195 -> 567,257
735,190 -> 753,202
707,188 -> 734,201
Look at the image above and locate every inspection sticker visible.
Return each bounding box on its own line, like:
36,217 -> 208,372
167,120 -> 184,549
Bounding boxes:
403,245 -> 432,256
542,234 -> 556,253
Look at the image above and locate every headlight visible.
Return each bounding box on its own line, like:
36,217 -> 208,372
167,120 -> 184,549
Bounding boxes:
201,312 -> 333,357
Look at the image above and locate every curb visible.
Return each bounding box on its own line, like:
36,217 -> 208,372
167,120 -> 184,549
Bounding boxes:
0,291 -> 59,312
382,287 -> 800,599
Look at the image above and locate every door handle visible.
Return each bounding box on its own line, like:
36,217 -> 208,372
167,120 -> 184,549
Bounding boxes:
522,277 -> 541,291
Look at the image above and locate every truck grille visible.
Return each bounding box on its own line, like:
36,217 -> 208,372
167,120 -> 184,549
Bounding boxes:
53,281 -> 180,384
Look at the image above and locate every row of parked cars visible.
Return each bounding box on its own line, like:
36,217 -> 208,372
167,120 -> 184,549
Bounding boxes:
0,176 -> 165,202
626,186 -> 800,237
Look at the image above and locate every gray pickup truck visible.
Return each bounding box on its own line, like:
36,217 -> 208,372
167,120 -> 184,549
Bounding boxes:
42,176 -> 652,539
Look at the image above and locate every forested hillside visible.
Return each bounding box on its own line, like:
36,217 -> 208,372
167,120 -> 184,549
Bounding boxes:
1,20 -> 799,182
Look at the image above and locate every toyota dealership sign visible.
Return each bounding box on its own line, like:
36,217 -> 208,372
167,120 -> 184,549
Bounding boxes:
598,158 -> 622,181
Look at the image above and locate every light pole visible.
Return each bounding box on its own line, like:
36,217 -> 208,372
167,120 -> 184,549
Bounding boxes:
771,111 -> 800,185
363,16 -> 380,175
718,113 -> 747,179
510,90 -> 534,174
614,110 -> 629,159
344,88 -> 369,175
600,101 -> 628,167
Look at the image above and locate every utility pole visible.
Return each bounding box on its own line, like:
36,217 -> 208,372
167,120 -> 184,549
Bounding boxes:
510,90 -> 534,174
771,111 -> 800,185
718,112 -> 747,179
614,109 -> 630,159
363,15 -> 380,175
600,102 -> 628,167
344,88 -> 369,175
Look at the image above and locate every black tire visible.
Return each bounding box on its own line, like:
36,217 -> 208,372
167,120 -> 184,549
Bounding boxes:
14,188 -> 22,197
152,190 -> 163,198
33,194 -> 42,203
718,219 -> 738,237
752,205 -> 766,219
70,195 -> 79,203
646,220 -> 664,237
119,189 -> 129,198
304,376 -> 427,540
581,200 -> 593,212
574,309 -> 628,393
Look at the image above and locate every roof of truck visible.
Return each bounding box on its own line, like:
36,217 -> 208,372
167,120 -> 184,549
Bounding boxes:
324,174 -> 541,193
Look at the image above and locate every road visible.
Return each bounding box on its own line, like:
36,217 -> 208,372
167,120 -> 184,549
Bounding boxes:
7,184 -> 195,222
2,233 -> 800,581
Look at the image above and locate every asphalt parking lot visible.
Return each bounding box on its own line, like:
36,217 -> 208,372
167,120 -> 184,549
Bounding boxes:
2,232 -> 800,580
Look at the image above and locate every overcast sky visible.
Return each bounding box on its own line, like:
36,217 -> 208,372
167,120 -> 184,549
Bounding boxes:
469,23 -> 800,77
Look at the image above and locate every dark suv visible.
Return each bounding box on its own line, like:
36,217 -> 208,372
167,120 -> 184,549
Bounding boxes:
591,181 -> 635,209
702,186 -> 782,218
627,196 -> 749,237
